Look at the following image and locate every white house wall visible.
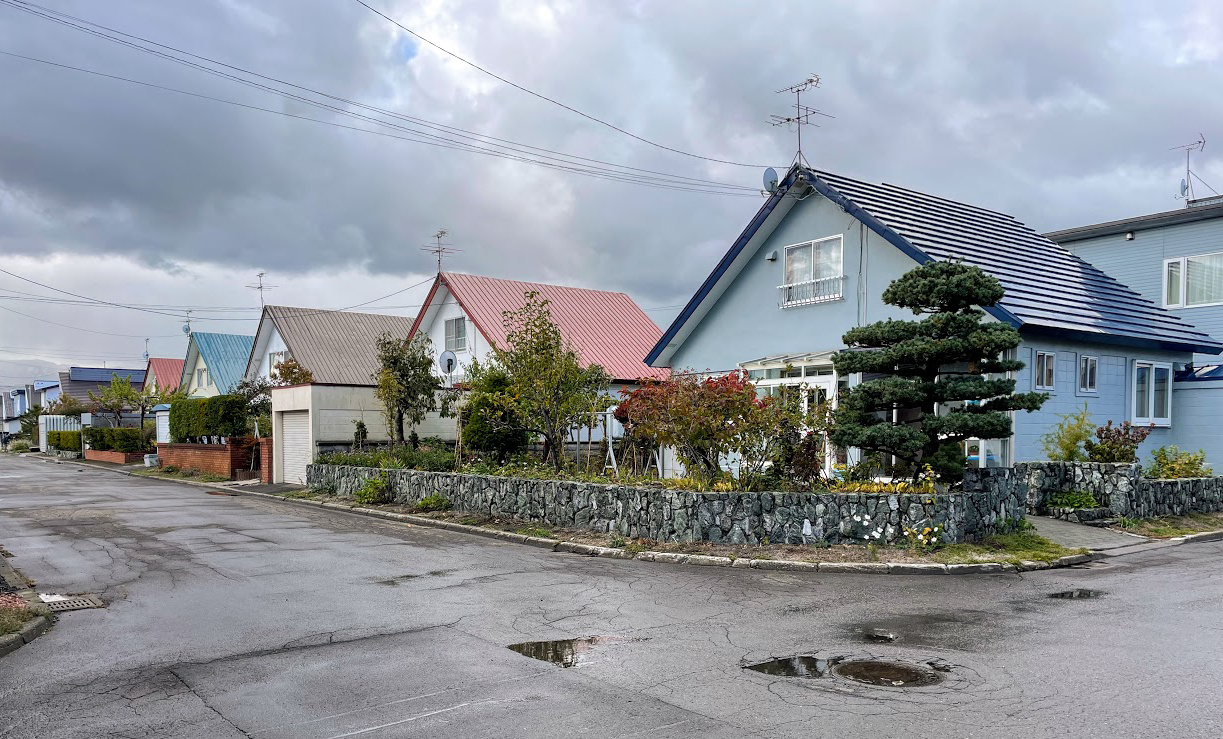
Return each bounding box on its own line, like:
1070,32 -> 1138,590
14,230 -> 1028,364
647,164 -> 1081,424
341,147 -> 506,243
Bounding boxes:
422,293 -> 486,382
183,351 -> 218,398
249,324 -> 289,381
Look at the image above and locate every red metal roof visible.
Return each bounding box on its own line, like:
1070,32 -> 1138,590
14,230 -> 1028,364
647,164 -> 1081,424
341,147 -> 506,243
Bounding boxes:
145,358 -> 185,392
419,272 -> 669,382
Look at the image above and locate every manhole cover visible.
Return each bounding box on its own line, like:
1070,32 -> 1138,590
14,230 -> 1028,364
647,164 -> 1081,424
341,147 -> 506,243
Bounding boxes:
39,594 -> 105,612
831,660 -> 942,687
1049,589 -> 1105,599
744,655 -> 842,677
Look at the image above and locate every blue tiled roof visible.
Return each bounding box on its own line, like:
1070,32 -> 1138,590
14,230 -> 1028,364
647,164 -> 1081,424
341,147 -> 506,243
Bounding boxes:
807,168 -> 1222,353
69,367 -> 146,383
188,332 -> 255,393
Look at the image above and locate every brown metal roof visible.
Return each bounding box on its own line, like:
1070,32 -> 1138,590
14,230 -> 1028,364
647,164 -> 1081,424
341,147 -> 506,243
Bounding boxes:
264,306 -> 414,386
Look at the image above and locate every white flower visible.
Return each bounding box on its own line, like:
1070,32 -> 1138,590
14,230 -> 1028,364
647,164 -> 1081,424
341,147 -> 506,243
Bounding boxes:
872,531 -> 881,539
853,515 -> 861,522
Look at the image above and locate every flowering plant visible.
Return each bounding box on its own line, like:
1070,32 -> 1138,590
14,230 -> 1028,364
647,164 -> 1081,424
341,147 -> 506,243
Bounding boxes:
902,524 -> 943,552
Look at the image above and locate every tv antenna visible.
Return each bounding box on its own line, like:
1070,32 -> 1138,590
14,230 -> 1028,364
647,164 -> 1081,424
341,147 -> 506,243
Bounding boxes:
182,310 -> 193,336
245,271 -> 278,307
143,338 -> 150,362
1172,134 -> 1219,200
770,74 -> 834,167
421,229 -> 463,274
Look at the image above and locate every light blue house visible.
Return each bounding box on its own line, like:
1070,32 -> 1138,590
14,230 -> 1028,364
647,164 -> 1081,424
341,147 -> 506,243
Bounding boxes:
180,332 -> 256,397
645,166 -> 1222,469
1047,196 -> 1223,465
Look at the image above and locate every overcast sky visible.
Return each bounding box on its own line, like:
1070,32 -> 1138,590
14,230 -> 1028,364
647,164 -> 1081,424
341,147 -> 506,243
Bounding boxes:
1,0 -> 1221,382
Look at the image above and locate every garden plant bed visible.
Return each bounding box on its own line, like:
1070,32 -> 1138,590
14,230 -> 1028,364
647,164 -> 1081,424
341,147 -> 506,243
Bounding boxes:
1111,512 -> 1223,539
261,489 -> 1087,571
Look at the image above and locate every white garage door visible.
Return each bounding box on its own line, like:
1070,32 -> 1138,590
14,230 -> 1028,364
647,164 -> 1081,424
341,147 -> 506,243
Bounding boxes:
280,411 -> 311,485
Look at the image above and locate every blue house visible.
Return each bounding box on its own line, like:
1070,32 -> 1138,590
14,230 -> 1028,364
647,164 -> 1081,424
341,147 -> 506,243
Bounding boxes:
1047,195 -> 1223,464
645,166 -> 1222,469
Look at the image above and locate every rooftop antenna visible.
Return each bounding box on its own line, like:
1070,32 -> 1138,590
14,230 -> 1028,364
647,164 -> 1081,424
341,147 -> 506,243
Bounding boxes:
421,229 -> 463,274
143,338 -> 149,362
1171,134 -> 1220,201
770,74 -> 834,167
182,310 -> 192,336
245,271 -> 278,307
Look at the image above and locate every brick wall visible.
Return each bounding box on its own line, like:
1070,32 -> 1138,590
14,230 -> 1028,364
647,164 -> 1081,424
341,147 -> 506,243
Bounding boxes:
85,450 -> 146,465
258,437 -> 273,484
157,442 -> 252,479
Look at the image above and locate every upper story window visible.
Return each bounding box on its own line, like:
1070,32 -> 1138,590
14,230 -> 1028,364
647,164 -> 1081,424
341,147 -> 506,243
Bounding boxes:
196,368 -> 209,388
780,236 -> 844,307
1133,360 -> 1172,426
1164,252 -> 1223,308
268,351 -> 286,372
445,317 -> 467,352
1078,355 -> 1098,393
1035,351 -> 1056,390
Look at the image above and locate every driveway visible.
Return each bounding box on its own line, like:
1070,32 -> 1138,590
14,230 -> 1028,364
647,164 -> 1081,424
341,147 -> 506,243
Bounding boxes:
1,454 -> 1221,738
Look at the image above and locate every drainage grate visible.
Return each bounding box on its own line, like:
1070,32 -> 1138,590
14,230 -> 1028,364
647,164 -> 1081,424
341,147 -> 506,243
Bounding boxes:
41,595 -> 105,612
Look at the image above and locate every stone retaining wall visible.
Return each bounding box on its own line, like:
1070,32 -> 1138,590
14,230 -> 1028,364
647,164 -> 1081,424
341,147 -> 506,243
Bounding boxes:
964,462 -> 1223,519
306,465 -> 1026,545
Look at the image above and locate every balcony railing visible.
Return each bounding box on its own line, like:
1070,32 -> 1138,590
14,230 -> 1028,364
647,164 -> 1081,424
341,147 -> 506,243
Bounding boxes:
778,276 -> 845,307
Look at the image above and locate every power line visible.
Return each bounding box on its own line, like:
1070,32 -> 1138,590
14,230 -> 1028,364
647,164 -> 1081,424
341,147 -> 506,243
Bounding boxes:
0,303 -> 181,337
4,0 -> 757,193
351,0 -> 769,169
0,266 -> 185,319
0,2 -> 761,196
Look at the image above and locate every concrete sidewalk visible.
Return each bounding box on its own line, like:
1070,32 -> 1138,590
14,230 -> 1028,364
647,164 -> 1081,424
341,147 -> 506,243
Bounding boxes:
1029,516 -> 1148,551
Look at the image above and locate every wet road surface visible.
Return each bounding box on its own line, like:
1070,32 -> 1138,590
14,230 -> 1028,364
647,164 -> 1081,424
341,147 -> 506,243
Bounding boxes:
1,454 -> 1221,738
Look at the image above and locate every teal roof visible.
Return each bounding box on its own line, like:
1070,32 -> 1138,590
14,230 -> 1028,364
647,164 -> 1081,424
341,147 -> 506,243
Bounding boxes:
184,332 -> 255,393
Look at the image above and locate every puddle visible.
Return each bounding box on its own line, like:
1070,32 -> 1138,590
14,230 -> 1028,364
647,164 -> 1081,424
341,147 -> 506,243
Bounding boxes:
1049,589 -> 1105,599
744,655 -> 844,678
832,660 -> 942,687
507,636 -> 644,668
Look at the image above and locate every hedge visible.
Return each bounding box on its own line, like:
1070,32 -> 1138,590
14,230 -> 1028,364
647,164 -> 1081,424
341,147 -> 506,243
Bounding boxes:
84,427 -> 152,453
168,395 -> 247,443
47,430 -> 81,451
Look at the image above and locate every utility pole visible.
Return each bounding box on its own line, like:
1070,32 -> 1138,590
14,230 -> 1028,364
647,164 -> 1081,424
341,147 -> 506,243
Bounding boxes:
246,271 -> 278,307
770,75 -> 833,167
420,229 -> 463,274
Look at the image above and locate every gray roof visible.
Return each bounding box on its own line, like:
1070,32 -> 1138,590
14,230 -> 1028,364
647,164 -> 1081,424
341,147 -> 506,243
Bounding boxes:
57,370 -> 113,403
260,306 -> 415,385
1044,198 -> 1223,243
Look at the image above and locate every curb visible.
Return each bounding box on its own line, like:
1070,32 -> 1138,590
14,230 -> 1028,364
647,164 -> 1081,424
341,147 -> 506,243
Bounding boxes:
0,555 -> 53,660
235,490 -> 1094,575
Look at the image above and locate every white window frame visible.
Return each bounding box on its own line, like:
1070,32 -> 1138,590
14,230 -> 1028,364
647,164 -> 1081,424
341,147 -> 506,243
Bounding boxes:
196,368 -> 209,388
268,351 -> 285,372
1078,355 -> 1098,393
1164,251 -> 1223,308
1132,360 -> 1172,427
779,235 -> 845,307
1034,351 -> 1056,391
445,317 -> 467,352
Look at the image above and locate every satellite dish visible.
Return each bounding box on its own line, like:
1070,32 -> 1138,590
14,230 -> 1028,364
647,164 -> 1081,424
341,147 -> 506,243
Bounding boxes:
763,167 -> 779,194
1180,178 -> 1189,197
438,350 -> 457,376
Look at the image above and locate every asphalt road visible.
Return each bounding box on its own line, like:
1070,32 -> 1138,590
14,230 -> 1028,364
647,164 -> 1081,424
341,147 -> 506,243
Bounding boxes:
1,454 -> 1221,739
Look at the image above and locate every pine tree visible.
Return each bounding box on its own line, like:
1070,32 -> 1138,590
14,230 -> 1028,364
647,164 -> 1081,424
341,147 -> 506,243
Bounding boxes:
830,261 -> 1047,480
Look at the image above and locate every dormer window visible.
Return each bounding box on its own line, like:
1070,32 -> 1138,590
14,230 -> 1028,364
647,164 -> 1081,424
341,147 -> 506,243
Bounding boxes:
780,235 -> 844,306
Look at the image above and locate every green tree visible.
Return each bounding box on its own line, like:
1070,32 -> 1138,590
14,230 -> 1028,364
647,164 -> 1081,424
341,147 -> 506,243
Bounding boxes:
270,358 -> 314,386
17,404 -> 42,439
372,332 -> 455,447
47,393 -> 88,419
467,292 -> 611,469
234,377 -> 273,417
88,374 -> 139,428
831,261 -> 1047,480
461,367 -> 528,461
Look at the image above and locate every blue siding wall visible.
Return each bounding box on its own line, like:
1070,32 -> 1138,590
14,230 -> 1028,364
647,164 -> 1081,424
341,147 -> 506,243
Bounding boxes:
668,193 -> 922,371
1169,380 -> 1223,468
1062,217 -> 1223,363
1012,336 -> 1190,462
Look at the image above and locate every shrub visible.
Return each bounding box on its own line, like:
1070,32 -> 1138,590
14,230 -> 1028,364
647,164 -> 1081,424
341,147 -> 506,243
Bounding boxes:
169,395 -> 248,442
1145,446 -> 1211,479
317,445 -> 455,473
413,494 -> 451,513
902,524 -> 944,552
162,465 -> 179,473
354,475 -> 391,505
461,368 -> 529,461
1047,490 -> 1099,509
1085,421 -> 1152,463
84,426 -> 113,451
84,427 -> 150,453
1040,404 -> 1093,462
7,439 -> 31,453
48,430 -> 81,451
